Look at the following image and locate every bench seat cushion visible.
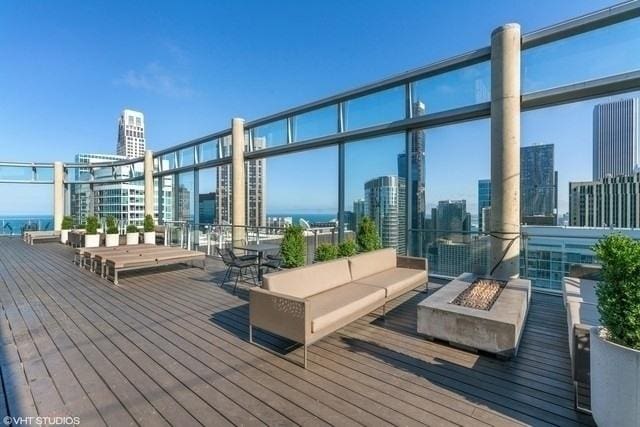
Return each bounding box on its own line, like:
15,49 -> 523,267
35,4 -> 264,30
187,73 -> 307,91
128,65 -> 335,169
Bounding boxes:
354,268 -> 427,299
310,283 -> 385,333
263,258 -> 352,299
348,248 -> 397,281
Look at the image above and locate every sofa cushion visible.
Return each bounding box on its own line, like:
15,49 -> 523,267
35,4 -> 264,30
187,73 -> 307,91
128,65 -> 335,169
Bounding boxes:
310,283 -> 385,333
348,248 -> 397,281
262,258 -> 351,299
354,268 -> 426,299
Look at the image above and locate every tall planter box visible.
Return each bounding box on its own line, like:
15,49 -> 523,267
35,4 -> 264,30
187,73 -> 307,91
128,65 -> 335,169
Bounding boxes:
126,232 -> 139,245
144,231 -> 156,245
105,234 -> 119,247
60,230 -> 69,244
591,327 -> 640,427
85,234 -> 99,248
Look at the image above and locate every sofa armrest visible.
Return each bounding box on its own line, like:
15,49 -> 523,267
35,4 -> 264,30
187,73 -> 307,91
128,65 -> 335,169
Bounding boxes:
397,255 -> 427,271
249,287 -> 310,344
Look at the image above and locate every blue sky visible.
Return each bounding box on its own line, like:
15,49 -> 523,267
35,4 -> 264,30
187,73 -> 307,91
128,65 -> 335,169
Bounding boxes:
1,0 -> 636,215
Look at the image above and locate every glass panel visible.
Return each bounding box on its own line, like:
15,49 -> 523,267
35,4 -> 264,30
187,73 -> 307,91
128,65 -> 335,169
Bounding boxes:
93,181 -> 145,226
0,166 -> 32,181
251,120 -> 287,150
35,167 -> 54,182
161,153 -> 176,171
70,183 -> 92,225
409,119 -> 490,276
0,183 -> 53,234
216,163 -> 232,224
198,140 -> 217,163
219,135 -> 232,158
159,175 -> 174,223
344,86 -> 405,130
198,168 -> 217,224
132,161 -> 144,178
292,105 -> 338,142
411,61 -> 490,114
344,133 -> 407,253
179,147 -> 194,167
523,17 -> 640,93
176,172 -> 194,222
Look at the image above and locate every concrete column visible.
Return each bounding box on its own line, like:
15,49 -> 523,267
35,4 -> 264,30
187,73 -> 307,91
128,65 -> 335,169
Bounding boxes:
53,161 -> 64,231
490,23 -> 521,279
231,118 -> 246,246
144,150 -> 154,219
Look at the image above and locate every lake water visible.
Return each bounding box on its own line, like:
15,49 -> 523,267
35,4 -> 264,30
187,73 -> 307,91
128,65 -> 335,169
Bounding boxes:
0,215 -> 53,235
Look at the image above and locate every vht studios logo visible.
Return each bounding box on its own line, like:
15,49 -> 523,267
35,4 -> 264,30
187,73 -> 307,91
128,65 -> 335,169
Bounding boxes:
3,416 -> 80,425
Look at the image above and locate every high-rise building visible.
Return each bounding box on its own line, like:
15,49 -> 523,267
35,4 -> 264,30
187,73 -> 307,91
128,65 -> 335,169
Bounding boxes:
521,144 -> 558,225
569,173 -> 640,228
117,109 -> 146,158
436,200 -> 471,240
593,97 -> 640,180
478,179 -> 491,232
350,199 -> 366,231
198,192 -> 216,224
364,176 -> 406,253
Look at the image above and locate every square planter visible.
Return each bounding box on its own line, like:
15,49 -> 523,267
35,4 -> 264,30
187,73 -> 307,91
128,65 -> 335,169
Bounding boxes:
126,232 -> 139,245
105,234 -> 119,247
84,234 -> 100,248
417,273 -> 531,358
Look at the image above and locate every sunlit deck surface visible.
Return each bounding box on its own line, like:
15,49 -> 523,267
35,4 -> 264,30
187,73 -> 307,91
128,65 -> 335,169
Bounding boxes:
0,237 -> 593,426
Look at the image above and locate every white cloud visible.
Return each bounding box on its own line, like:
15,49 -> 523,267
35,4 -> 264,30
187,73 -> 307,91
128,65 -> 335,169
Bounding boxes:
117,61 -> 195,98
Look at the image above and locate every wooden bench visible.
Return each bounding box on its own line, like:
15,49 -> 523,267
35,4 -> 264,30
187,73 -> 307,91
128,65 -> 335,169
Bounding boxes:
103,249 -> 206,285
93,246 -> 179,276
75,244 -> 167,270
24,231 -> 60,245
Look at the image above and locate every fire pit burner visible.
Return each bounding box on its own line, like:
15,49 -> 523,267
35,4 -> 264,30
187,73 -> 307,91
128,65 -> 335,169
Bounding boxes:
450,278 -> 507,311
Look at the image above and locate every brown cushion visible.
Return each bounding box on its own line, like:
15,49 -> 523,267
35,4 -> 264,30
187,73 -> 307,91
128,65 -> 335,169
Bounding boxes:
309,283 -> 385,333
348,248 -> 397,281
354,268 -> 427,298
263,259 -> 351,299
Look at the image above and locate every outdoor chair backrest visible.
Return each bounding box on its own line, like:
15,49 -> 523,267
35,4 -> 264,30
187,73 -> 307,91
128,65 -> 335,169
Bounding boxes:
216,246 -> 234,266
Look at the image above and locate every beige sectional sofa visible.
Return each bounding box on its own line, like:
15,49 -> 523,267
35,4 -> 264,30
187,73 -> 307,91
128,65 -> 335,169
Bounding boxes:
249,248 -> 427,367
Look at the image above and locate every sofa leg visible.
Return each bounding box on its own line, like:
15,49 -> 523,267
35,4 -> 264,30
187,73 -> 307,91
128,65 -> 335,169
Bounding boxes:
249,324 -> 253,343
304,345 -> 308,369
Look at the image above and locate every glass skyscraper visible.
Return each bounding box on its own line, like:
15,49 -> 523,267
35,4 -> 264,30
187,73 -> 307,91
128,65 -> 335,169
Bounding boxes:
520,144 -> 558,225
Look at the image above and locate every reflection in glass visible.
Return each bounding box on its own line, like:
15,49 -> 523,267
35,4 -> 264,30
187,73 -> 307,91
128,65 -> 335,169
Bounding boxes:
198,168 -> 217,224
411,61 -> 490,114
251,120 -> 287,150
176,172 -> 194,222
292,105 -> 338,142
198,140 -> 217,163
161,153 -> 176,171
344,86 -> 405,130
179,147 -> 194,167
344,134 -> 407,253
523,17 -> 640,93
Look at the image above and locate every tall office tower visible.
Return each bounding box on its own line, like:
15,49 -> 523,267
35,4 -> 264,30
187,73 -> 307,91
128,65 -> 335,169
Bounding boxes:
593,98 -> 640,180
216,136 -> 266,227
198,192 -> 216,224
398,101 -> 427,254
436,200 -> 471,241
351,199 -> 366,231
569,173 -> 640,228
477,179 -> 491,232
364,176 -> 407,253
117,109 -> 146,158
176,184 -> 192,222
521,144 -> 558,225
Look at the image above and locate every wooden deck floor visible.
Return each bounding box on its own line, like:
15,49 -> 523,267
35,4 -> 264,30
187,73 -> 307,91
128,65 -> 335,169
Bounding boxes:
0,238 -> 593,426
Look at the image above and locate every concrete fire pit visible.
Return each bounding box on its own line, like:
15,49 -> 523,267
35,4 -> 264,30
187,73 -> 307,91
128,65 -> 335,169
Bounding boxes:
417,273 -> 531,358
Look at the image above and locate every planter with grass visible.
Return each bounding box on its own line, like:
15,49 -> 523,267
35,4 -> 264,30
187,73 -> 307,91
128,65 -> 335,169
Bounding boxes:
105,216 -> 119,247
84,216 -> 100,248
315,243 -> 338,262
60,216 -> 73,244
280,225 -> 305,268
591,234 -> 640,427
126,225 -> 139,245
143,214 -> 156,245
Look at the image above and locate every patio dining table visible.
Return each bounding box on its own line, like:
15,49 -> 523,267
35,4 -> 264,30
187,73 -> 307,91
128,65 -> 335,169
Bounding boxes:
233,242 -> 280,281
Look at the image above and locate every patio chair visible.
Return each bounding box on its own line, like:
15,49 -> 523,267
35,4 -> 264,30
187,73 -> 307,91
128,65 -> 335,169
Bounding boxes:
262,251 -> 282,273
216,247 -> 258,293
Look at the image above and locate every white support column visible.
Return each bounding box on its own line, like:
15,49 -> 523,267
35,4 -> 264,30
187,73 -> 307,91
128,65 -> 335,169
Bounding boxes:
490,23 -> 521,279
144,150 -> 154,220
232,118 -> 246,246
53,161 -> 64,231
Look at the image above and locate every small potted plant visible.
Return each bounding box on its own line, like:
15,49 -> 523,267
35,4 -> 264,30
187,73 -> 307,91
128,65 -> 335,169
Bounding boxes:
337,239 -> 358,257
105,216 -> 119,247
143,214 -> 156,245
60,216 -> 73,244
126,224 -> 139,245
356,217 -> 381,252
280,225 -> 305,268
591,234 -> 640,426
315,243 -> 338,262
84,215 -> 100,248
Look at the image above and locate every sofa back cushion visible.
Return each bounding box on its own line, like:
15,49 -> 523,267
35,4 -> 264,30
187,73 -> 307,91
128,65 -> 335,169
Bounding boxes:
263,258 -> 352,299
349,248 -> 397,281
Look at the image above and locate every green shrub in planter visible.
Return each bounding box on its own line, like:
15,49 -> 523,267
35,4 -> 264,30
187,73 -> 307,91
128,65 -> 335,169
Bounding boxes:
356,217 -> 381,253
77,224 -> 86,230
338,239 -> 358,257
280,225 -> 305,268
315,243 -> 338,262
143,214 -> 155,232
126,225 -> 139,233
594,233 -> 640,349
85,216 -> 98,235
106,216 -> 119,235
61,216 -> 74,230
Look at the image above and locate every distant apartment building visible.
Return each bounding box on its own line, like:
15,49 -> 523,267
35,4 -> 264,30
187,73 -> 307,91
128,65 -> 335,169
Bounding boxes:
348,198 -> 366,232
521,144 -> 558,225
434,237 -> 489,277
117,109 -> 146,158
198,192 -> 216,224
478,179 -> 491,232
569,173 -> 640,228
593,97 -> 640,180
364,176 -> 406,253
434,200 -> 471,241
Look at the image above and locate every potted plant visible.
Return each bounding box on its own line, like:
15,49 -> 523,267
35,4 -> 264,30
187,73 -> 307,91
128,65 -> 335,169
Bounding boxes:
591,234 -> 640,427
315,243 -> 338,262
60,216 -> 73,244
143,214 -> 156,245
126,225 -> 139,245
280,225 -> 305,268
337,239 -> 358,257
84,215 -> 100,248
105,216 -> 119,247
356,217 -> 381,252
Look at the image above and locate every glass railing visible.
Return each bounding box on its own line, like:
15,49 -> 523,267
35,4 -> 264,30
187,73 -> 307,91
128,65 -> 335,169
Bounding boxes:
0,216 -> 54,236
